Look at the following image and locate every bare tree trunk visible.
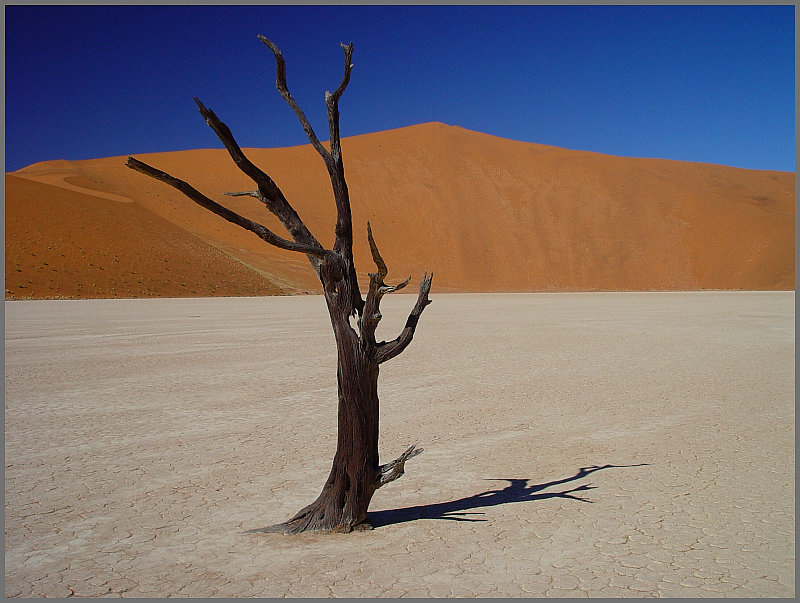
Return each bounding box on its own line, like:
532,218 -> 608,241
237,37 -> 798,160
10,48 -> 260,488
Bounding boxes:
275,329 -> 381,533
265,233 -> 429,534
127,36 -> 432,534
274,261 -> 381,533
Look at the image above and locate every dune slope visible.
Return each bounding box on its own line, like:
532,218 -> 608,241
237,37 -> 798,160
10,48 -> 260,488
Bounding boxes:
5,123 -> 794,298
5,175 -> 283,298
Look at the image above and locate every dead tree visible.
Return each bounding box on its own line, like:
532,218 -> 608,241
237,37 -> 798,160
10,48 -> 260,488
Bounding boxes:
126,36 -> 433,534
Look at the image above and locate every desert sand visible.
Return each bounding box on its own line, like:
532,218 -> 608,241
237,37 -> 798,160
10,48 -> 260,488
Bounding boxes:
5,123 -> 794,300
4,292 -> 794,597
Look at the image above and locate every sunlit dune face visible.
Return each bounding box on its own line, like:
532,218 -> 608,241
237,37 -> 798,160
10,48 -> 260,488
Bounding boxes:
5,124 -> 794,300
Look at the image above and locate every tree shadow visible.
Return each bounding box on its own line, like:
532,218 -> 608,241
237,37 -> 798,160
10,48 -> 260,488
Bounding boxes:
368,463 -> 648,528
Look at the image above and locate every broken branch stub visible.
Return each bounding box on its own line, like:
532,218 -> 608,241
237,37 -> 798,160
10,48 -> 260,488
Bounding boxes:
376,444 -> 424,489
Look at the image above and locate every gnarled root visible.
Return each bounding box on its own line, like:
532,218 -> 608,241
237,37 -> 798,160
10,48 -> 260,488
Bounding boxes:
246,499 -> 372,535
247,445 -> 422,535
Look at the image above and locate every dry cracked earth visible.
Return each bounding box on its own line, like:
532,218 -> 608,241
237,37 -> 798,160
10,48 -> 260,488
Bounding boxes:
4,292 -> 795,597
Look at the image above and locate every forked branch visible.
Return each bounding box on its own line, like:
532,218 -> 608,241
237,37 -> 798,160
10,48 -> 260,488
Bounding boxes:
192,98 -> 322,251
376,444 -> 423,489
325,42 -> 354,162
375,271 -> 434,364
258,35 -> 360,307
361,222 -> 412,341
328,42 -> 354,106
126,157 -> 326,259
193,97 -> 280,196
367,222 -> 411,295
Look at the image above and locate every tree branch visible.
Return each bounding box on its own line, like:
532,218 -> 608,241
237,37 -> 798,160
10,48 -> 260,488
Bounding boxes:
318,42 -> 357,303
375,272 -> 434,364
223,190 -> 262,198
126,157 -> 327,259
194,98 -> 278,194
379,277 -> 411,296
328,42 -> 354,105
325,42 -> 353,162
375,444 -> 423,489
368,223 -> 410,295
360,222 -> 412,342
193,98 -> 322,251
224,190 -> 280,212
367,221 -> 387,279
257,36 -> 361,313
258,34 -> 332,166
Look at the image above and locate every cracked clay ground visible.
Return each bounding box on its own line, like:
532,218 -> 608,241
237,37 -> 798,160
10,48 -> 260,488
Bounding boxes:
4,292 -> 794,597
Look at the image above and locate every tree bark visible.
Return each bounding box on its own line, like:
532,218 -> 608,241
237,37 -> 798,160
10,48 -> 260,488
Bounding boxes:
265,322 -> 381,534
127,36 -> 431,534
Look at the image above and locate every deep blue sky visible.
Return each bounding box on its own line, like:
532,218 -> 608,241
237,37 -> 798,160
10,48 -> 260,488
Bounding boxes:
4,4 -> 795,172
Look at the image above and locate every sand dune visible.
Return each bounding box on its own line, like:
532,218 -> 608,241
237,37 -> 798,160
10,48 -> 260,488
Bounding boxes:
5,123 -> 794,299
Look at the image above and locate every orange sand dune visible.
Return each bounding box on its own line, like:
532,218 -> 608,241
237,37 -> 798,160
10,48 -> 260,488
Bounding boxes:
5,123 -> 794,299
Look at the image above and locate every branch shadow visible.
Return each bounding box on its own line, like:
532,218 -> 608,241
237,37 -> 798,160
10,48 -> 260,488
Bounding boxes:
368,463 -> 648,528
